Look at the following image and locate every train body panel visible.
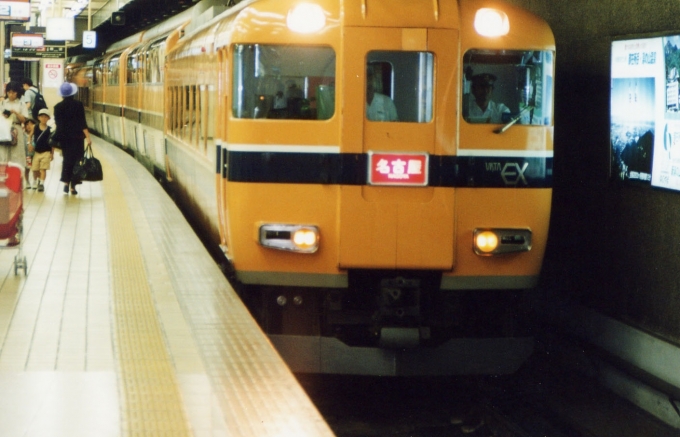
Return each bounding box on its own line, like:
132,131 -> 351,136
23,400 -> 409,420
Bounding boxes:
138,81 -> 168,172
166,136 -> 221,243
78,0 -> 556,374
101,50 -> 126,147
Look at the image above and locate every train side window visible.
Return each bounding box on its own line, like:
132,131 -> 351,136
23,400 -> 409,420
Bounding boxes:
366,51 -> 433,123
171,86 -> 179,135
108,55 -> 120,86
200,85 -> 210,152
462,49 -> 554,126
192,85 -> 200,147
127,47 -> 143,84
145,40 -> 165,84
93,60 -> 104,86
232,44 -> 335,120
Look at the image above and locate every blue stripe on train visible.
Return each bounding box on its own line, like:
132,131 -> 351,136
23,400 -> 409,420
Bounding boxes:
224,151 -> 553,188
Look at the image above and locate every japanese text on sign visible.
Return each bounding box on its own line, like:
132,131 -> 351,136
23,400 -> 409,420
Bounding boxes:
368,152 -> 428,186
628,51 -> 657,65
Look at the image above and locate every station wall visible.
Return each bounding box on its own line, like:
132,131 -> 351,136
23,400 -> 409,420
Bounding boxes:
505,0 -> 680,346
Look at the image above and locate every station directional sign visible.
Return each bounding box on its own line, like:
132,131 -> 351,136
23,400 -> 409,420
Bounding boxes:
11,40 -> 65,59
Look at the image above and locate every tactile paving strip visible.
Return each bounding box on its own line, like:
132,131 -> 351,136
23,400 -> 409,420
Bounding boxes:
100,154 -> 191,436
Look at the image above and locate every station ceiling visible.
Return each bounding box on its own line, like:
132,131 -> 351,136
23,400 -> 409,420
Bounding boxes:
33,0 -> 199,53
89,0 -> 195,33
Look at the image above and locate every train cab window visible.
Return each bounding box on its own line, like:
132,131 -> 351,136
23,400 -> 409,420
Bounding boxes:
462,49 -> 554,126
366,52 -> 433,123
232,44 -> 335,120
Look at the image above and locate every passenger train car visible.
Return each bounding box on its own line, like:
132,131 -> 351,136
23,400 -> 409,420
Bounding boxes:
77,0 -> 555,375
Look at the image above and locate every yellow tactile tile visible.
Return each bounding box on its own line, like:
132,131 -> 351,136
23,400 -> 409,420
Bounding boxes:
100,154 -> 192,436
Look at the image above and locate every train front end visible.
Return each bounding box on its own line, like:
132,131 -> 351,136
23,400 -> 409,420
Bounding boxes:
222,0 -> 555,375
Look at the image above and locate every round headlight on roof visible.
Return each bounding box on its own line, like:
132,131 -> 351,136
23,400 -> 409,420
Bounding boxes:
474,8 -> 510,37
287,3 -> 326,34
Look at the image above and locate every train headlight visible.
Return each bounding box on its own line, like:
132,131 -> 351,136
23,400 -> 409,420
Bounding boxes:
474,231 -> 498,254
259,224 -> 320,253
287,3 -> 326,34
473,228 -> 532,255
474,8 -> 510,37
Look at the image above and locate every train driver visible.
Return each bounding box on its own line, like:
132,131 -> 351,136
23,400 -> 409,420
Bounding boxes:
285,80 -> 306,118
466,73 -> 510,124
366,69 -> 398,122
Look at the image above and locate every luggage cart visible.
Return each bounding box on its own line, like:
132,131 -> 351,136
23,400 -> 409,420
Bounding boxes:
0,162 -> 27,275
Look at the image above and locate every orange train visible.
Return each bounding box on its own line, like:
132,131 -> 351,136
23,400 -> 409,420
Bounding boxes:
74,0 -> 555,375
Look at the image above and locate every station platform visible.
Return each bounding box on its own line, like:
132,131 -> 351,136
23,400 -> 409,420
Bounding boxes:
0,137 -> 334,436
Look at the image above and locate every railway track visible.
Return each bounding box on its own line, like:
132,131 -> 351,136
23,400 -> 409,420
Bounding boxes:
296,333 -> 678,437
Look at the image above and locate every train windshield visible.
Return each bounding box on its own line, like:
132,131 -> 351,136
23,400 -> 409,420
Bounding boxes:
232,44 -> 335,120
366,51 -> 434,123
462,49 -> 554,126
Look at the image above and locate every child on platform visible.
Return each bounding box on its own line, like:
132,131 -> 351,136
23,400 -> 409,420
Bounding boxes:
31,109 -> 54,192
23,118 -> 35,189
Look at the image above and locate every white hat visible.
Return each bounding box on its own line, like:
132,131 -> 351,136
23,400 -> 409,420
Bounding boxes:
58,82 -> 78,97
38,108 -> 50,118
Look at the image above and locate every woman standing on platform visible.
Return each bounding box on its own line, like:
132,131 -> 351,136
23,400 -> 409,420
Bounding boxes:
0,81 -> 29,170
53,82 -> 92,195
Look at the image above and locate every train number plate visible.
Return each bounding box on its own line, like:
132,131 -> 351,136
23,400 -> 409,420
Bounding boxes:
368,152 -> 429,186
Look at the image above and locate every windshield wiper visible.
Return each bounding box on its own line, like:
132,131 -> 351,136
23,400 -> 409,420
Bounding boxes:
494,106 -> 534,134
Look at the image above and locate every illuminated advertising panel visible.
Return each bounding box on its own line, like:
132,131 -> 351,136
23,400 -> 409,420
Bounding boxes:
611,35 -> 680,190
0,0 -> 30,22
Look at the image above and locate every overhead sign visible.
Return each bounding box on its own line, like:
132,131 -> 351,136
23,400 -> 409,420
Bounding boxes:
83,31 -> 96,49
11,40 -> 65,59
46,17 -> 75,41
11,33 -> 44,49
0,0 -> 30,22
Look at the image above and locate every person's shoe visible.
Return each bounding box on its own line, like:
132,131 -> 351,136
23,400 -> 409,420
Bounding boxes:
63,184 -> 69,194
37,182 -> 44,192
6,239 -> 19,247
70,189 -> 78,195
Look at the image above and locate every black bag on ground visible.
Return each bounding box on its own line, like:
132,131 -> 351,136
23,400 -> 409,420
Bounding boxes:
73,144 -> 103,182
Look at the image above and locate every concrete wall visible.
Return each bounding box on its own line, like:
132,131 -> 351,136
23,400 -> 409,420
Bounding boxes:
501,0 -> 680,346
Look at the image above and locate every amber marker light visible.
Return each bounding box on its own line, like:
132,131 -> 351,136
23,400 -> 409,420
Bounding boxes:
474,8 -> 510,37
287,3 -> 326,34
293,228 -> 317,248
473,228 -> 532,256
259,224 -> 320,253
474,230 -> 499,254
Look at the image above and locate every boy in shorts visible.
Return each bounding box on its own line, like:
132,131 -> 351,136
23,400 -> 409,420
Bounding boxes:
31,108 -> 54,192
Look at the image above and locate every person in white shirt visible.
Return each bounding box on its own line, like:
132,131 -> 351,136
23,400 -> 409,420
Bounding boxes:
466,73 -> 510,123
366,69 -> 398,122
273,91 -> 287,110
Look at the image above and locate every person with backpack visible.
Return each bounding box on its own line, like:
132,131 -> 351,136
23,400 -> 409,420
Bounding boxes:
30,109 -> 54,192
22,78 -> 48,120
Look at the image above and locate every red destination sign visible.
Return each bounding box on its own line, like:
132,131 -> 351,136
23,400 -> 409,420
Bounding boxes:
368,152 -> 429,186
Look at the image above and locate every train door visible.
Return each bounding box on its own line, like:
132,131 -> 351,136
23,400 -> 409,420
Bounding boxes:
339,28 -> 457,270
216,47 -> 230,254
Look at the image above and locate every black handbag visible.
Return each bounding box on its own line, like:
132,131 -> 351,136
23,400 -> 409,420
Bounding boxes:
73,144 -> 103,182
